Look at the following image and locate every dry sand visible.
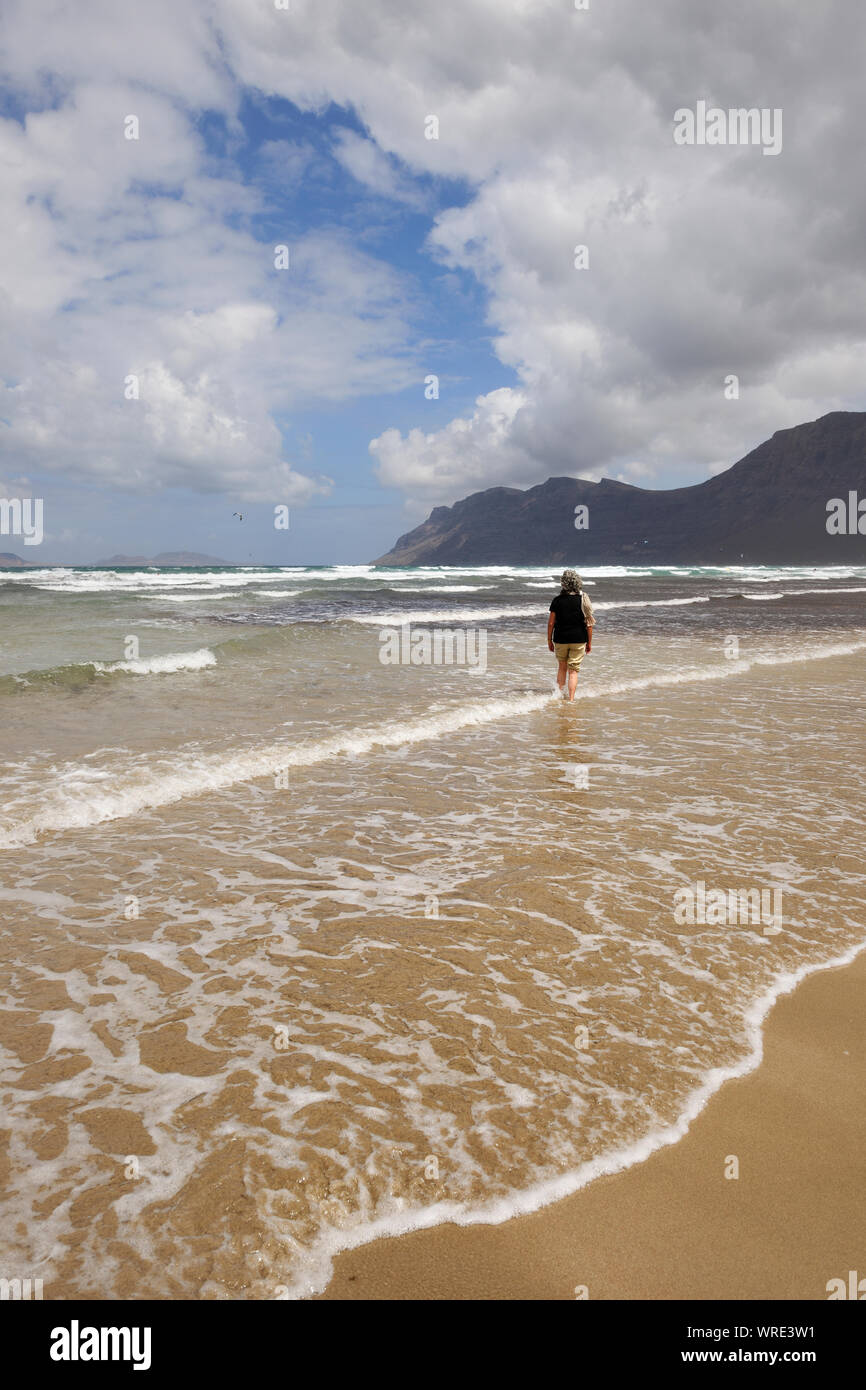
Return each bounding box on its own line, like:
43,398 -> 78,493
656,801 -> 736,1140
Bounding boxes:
319,949 -> 866,1300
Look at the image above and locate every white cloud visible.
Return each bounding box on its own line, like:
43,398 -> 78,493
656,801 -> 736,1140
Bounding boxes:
2,0 -> 866,514
371,387 -> 530,497
332,128 -> 426,209
210,0 -> 866,503
0,60 -> 420,498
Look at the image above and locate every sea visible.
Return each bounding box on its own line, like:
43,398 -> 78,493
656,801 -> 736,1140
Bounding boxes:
1,562 -> 865,1298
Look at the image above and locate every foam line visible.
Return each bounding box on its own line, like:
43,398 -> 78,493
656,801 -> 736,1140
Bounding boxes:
280,937 -> 866,1299
93,648 -> 217,674
2,639 -> 865,848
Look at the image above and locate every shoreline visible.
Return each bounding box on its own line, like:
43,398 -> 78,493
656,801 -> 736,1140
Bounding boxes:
317,945 -> 866,1300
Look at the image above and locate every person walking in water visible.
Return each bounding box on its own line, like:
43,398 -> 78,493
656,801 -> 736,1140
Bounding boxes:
547,569 -> 594,701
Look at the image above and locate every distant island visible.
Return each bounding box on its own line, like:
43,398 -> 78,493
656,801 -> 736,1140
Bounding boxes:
96,552 -> 229,567
374,411 -> 866,565
0,552 -> 37,568
0,551 -> 229,568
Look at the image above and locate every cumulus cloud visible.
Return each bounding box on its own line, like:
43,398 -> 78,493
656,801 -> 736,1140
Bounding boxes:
372,387 -> 530,497
0,6 -> 421,501
213,0 -> 866,502
1,0 -> 865,514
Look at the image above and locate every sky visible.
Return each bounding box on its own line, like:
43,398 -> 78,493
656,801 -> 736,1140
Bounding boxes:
1,0 -> 865,565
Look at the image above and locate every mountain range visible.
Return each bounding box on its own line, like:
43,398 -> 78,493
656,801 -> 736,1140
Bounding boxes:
374,411 -> 866,565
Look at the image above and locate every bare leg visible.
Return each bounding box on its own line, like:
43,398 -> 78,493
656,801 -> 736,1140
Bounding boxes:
556,659 -> 568,694
567,667 -> 579,701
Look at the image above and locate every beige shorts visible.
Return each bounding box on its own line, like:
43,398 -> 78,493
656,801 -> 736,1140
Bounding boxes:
554,642 -> 586,670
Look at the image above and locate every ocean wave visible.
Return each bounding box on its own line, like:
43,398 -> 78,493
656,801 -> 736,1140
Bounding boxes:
3,638 -> 865,847
598,596 -> 710,609
387,584 -> 497,593
348,597 -> 710,624
349,586 -> 866,627
348,605 -> 545,625
0,647 -> 217,692
757,585 -> 866,600
711,585 -> 866,603
152,592 -> 241,602
93,648 -> 217,675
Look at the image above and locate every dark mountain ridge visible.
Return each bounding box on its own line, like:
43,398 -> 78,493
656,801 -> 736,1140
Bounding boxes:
374,411 -> 866,565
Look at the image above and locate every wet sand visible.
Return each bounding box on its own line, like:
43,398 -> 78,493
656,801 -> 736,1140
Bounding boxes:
3,633 -> 864,1300
320,949 -> 866,1300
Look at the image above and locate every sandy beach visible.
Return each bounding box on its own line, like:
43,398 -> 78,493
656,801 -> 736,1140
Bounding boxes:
3,569 -> 865,1301
320,948 -> 866,1300
6,2 -> 866,1354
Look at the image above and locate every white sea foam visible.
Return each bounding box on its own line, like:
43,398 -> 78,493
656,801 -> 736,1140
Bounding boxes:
387,585 -> 497,593
349,596 -> 712,624
12,568 -> 317,595
349,605 -> 545,625
6,564 -> 866,607
278,936 -> 866,1299
92,648 -> 217,675
152,593 -> 239,602
597,596 -> 710,609
744,585 -> 866,601
3,639 -> 865,848
349,587 -> 866,625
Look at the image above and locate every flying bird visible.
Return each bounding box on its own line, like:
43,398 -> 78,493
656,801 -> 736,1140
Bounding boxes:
233,512 -> 243,521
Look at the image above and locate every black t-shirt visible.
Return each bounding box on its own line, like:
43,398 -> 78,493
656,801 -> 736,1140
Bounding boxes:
549,590 -> 588,643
